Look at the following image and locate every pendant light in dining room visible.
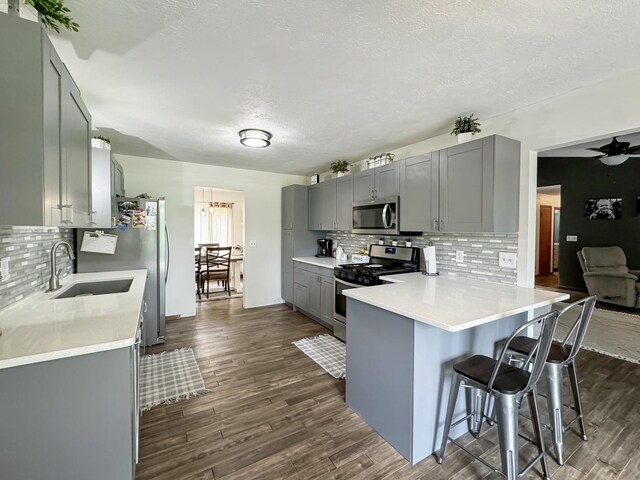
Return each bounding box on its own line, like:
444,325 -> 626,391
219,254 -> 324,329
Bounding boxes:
199,188 -> 207,217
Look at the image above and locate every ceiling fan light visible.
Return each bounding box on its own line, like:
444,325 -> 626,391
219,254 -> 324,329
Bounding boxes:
208,202 -> 215,213
239,129 -> 272,148
600,154 -> 629,167
200,207 -> 207,217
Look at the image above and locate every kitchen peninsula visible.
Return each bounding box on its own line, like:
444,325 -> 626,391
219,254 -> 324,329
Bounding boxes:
344,273 -> 568,464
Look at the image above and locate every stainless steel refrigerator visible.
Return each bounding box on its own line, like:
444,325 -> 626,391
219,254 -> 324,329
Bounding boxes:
76,197 -> 168,346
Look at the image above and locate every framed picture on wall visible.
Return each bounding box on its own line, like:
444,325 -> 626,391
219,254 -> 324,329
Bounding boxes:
584,198 -> 622,219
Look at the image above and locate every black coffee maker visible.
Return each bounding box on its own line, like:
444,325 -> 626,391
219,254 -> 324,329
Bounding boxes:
316,239 -> 333,257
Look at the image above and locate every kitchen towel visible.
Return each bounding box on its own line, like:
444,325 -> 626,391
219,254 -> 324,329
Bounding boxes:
423,245 -> 438,275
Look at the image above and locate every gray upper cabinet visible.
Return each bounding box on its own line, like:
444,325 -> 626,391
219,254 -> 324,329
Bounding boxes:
399,153 -> 440,232
336,175 -> 353,230
374,162 -> 400,199
92,146 -> 125,228
353,163 -> 400,201
282,186 -> 294,230
439,135 -> 520,232
0,15 -> 92,227
353,170 -> 375,201
321,179 -> 337,230
308,183 -> 323,230
112,158 -> 125,198
309,177 -> 353,231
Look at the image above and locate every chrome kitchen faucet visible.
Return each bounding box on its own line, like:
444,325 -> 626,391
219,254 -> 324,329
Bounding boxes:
47,241 -> 75,292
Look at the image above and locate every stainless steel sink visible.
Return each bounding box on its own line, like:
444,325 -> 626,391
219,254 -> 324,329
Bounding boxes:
52,279 -> 133,299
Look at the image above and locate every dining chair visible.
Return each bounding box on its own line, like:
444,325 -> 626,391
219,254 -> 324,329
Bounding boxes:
194,247 -> 203,300
201,246 -> 232,297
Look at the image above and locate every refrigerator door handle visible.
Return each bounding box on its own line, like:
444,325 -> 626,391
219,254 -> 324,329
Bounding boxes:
164,224 -> 170,285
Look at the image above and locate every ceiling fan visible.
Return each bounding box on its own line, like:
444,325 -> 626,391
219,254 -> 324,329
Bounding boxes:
587,136 -> 640,166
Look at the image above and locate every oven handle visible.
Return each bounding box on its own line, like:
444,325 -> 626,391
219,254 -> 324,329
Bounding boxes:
382,204 -> 390,229
335,278 -> 362,289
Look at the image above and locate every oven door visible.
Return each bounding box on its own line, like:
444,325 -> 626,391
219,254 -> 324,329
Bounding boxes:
352,197 -> 399,235
334,278 -> 361,341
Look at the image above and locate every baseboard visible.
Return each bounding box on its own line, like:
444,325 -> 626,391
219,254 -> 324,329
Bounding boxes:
166,314 -> 195,321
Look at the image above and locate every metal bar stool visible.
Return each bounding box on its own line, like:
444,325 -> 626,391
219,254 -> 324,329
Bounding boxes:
504,296 -> 596,465
436,310 -> 559,480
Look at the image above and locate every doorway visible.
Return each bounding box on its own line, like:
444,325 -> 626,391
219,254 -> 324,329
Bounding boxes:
194,187 -> 245,301
536,185 -> 561,288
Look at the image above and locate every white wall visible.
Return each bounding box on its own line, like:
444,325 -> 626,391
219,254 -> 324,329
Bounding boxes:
115,154 -> 306,317
535,192 -> 561,275
351,70 -> 640,287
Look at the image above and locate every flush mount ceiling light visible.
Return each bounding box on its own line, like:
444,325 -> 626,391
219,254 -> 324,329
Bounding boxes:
238,129 -> 272,148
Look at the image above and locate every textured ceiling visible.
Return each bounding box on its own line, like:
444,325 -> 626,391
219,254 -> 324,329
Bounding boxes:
49,0 -> 640,175
540,132 -> 640,157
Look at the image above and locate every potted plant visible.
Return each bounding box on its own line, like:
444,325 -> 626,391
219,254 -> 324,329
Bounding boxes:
330,160 -> 350,178
450,114 -> 481,144
16,0 -> 80,32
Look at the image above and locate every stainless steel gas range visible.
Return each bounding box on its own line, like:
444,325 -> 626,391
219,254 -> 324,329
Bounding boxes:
333,244 -> 420,341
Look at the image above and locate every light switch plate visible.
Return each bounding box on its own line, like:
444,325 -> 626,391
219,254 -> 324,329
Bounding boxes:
566,235 -> 578,242
455,250 -> 465,263
248,240 -> 257,248
499,252 -> 517,268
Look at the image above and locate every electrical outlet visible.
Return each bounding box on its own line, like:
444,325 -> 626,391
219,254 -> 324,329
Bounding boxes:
566,235 -> 578,242
0,258 -> 9,281
455,250 -> 465,263
499,252 -> 517,268
248,240 -> 257,248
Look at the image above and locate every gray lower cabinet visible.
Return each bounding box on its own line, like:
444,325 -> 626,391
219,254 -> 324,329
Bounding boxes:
282,185 -> 321,304
353,163 -> 400,201
439,135 -> 520,232
0,347 -> 138,480
293,261 -> 334,330
320,276 -> 335,325
0,14 -> 92,227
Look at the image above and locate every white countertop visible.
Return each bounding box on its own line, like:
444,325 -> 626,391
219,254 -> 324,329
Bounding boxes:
0,270 -> 147,370
293,257 -> 347,269
343,272 -> 569,332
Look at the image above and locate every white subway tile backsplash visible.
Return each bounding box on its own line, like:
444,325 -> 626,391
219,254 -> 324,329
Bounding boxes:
0,227 -> 74,310
326,231 -> 518,285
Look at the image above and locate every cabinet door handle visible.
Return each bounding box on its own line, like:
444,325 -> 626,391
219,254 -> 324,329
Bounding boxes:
374,189 -> 377,199
439,219 -> 444,230
370,189 -> 374,199
433,219 -> 437,231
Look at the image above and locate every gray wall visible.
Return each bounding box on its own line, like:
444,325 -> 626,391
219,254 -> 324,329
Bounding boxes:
327,231 -> 518,285
538,157 -> 640,290
0,227 -> 74,309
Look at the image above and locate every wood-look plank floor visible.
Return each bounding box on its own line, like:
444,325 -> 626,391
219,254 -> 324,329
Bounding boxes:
136,299 -> 640,480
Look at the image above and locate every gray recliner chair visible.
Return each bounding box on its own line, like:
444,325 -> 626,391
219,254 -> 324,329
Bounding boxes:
577,246 -> 640,308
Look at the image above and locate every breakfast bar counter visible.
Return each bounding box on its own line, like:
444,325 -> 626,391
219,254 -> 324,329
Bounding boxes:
343,273 -> 568,464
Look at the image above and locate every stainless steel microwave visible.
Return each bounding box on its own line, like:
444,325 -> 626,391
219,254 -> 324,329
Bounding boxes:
352,197 -> 399,235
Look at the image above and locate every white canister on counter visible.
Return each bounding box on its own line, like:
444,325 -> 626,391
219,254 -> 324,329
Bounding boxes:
335,245 -> 344,260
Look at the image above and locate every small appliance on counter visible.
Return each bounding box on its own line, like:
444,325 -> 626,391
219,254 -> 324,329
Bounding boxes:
316,238 -> 333,257
333,244 -> 420,341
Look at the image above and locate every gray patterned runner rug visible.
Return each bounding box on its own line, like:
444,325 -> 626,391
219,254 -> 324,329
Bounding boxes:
140,347 -> 208,411
293,334 -> 346,379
